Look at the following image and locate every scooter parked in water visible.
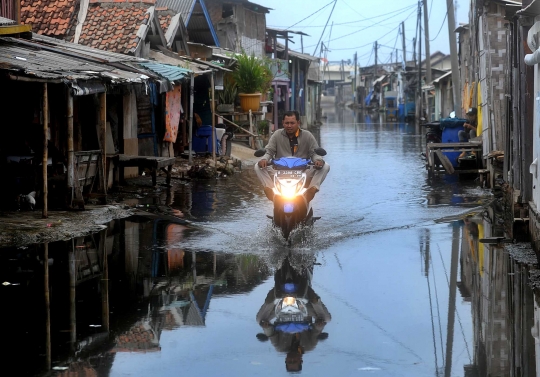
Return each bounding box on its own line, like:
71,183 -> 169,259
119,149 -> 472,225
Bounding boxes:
254,148 -> 327,241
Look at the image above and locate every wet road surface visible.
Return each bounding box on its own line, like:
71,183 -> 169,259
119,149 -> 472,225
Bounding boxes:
2,107 -> 535,377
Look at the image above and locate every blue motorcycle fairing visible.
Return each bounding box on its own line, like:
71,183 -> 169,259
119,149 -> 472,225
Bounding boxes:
273,157 -> 309,169
275,322 -> 311,333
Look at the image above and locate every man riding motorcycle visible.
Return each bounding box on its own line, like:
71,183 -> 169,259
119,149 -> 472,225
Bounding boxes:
255,110 -> 330,203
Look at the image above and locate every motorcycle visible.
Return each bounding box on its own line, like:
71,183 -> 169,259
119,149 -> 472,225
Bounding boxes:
254,148 -> 327,240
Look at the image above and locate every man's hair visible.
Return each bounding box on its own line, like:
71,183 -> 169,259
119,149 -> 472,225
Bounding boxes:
282,110 -> 300,122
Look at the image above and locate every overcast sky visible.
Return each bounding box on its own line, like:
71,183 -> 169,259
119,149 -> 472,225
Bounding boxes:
256,0 -> 469,67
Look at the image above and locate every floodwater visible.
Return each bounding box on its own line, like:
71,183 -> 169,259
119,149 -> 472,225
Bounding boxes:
1,107 -> 538,377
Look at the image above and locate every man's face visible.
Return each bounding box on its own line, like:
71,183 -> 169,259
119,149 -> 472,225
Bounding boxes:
283,115 -> 300,136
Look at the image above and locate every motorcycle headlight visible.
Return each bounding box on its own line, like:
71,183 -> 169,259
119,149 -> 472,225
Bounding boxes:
275,177 -> 305,199
283,297 -> 296,306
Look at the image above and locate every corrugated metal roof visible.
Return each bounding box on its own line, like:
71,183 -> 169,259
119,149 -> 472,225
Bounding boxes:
31,34 -> 145,64
187,15 -> 217,46
0,36 -> 148,82
139,61 -> 191,81
0,17 -> 16,26
156,0 -> 195,21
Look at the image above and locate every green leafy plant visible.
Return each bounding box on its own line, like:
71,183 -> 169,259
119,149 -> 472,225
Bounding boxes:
232,51 -> 270,94
218,77 -> 237,104
257,120 -> 269,135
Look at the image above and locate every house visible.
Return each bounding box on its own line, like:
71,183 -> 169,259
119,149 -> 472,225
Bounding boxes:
156,0 -> 270,57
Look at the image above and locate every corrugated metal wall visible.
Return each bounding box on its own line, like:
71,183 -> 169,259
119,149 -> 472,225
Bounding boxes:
0,0 -> 15,20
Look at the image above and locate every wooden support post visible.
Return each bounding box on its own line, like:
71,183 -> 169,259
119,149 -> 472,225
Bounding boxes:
249,109 -> 255,149
42,83 -> 48,218
189,73 -> 195,164
211,71 -> 216,163
67,90 -> 74,198
99,93 -> 107,196
44,243 -> 51,371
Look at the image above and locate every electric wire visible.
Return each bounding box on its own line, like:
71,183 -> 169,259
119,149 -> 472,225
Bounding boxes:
270,3 -> 417,29
313,0 -> 338,55
431,12 -> 448,41
285,0 -> 335,30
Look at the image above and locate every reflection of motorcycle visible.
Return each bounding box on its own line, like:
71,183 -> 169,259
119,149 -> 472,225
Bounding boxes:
254,148 -> 327,240
256,256 -> 331,372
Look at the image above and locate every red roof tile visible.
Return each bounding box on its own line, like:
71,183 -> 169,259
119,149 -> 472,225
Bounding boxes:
77,3 -> 151,55
21,0 -> 78,37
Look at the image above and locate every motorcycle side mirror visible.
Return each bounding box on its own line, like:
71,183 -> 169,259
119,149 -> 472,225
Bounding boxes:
254,149 -> 266,157
314,148 -> 327,156
256,333 -> 269,342
449,111 -> 456,118
317,332 -> 329,340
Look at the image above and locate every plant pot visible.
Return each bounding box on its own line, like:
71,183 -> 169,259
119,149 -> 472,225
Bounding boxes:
217,103 -> 234,113
239,93 -> 261,113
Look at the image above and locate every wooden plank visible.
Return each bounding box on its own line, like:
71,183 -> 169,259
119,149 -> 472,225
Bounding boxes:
428,142 -> 482,148
435,150 -> 455,174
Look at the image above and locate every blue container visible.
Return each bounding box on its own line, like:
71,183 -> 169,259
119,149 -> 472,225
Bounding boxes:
440,117 -> 466,167
192,125 -> 220,154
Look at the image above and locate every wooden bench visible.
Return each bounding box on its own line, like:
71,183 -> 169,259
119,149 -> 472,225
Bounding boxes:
117,155 -> 176,186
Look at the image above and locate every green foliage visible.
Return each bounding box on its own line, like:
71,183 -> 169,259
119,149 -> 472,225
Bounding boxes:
218,76 -> 237,104
232,51 -> 272,94
257,120 -> 269,135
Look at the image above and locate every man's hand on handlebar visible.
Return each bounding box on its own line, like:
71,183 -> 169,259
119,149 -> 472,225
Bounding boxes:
258,159 -> 268,168
314,160 -> 324,169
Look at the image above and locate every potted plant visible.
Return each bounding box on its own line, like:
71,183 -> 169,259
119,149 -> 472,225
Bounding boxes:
232,51 -> 270,112
257,119 -> 269,136
217,77 -> 237,113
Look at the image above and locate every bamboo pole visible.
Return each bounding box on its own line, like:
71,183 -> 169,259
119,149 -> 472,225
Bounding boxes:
42,83 -> 48,218
67,90 -> 74,206
189,73 -> 194,164
44,243 -> 51,371
210,72 -> 216,163
99,93 -> 107,195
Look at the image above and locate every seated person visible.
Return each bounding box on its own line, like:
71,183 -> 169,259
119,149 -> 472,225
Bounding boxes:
255,110 -> 330,202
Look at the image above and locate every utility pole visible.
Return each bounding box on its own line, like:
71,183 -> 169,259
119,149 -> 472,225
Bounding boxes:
374,41 -> 378,78
423,0 -> 432,121
354,51 -> 358,105
417,2 -> 423,121
423,0 -> 432,83
395,49 -> 398,65
412,37 -> 416,67
446,0 -> 462,117
401,22 -> 407,66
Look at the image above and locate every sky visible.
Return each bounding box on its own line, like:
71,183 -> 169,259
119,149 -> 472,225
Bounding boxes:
256,0 -> 469,67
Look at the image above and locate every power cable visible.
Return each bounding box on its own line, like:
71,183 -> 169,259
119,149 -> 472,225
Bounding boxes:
431,12 -> 448,41
313,0 -> 338,55
268,3 -> 417,29
285,0 -> 335,30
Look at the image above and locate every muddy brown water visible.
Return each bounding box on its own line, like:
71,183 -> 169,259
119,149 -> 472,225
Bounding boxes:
1,107 -> 536,376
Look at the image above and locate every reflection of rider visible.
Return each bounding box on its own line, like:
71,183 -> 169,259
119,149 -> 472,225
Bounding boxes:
256,257 -> 331,372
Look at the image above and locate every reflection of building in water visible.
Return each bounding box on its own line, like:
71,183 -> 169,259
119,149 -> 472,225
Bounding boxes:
460,216 -> 536,376
0,214 -> 271,375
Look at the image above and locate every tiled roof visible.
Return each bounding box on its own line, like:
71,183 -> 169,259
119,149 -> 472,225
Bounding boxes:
20,0 -> 78,36
157,11 -> 173,34
78,3 -> 151,54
